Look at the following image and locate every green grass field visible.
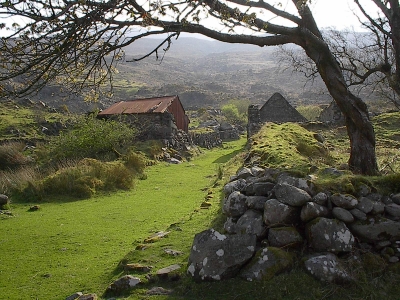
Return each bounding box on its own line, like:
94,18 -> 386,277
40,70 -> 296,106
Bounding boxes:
0,139 -> 246,299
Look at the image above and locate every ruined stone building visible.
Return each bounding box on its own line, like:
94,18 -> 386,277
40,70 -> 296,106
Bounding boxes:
247,92 -> 307,136
318,101 -> 345,125
98,95 -> 190,141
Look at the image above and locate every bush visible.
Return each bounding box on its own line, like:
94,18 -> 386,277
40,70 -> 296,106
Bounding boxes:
221,99 -> 250,126
49,116 -> 137,160
296,105 -> 323,121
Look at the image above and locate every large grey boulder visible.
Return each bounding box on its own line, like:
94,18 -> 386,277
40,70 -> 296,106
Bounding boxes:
304,253 -> 353,283
236,167 -> 254,180
239,247 -> 294,281
245,196 -> 268,211
274,183 -> 312,207
268,227 -> 303,248
223,179 -> 247,195
250,166 -> 265,177
312,192 -> 329,206
235,209 -> 266,238
356,197 -> 374,214
223,218 -> 237,234
263,199 -> 300,227
300,202 -> 330,223
223,191 -> 247,218
276,174 -> 313,194
391,193 -> 400,205
349,208 -> 367,221
246,182 -> 275,196
332,207 -> 354,223
330,194 -> 358,209
385,203 -> 400,218
306,217 -> 355,252
371,201 -> 386,215
187,229 -> 256,282
349,218 -> 400,242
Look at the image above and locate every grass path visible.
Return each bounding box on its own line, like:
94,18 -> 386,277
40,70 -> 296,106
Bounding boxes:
0,139 -> 246,299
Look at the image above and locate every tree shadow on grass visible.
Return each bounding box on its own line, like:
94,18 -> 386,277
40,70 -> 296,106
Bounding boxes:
213,149 -> 243,164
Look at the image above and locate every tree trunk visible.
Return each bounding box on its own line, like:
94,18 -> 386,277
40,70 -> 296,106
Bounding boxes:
345,114 -> 378,174
302,38 -> 379,175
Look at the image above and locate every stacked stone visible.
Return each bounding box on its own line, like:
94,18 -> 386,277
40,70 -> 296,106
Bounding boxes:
189,131 -> 222,149
187,167 -> 400,283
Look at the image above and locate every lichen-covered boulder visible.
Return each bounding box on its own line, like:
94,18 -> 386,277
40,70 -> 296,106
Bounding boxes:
236,167 -> 254,180
313,192 -> 329,206
246,182 -> 275,196
239,247 -> 294,281
187,229 -> 256,282
223,179 -> 247,195
330,194 -> 358,209
263,199 -> 300,227
332,207 -> 354,223
306,217 -> 355,252
300,202 -> 330,223
276,174 -> 313,194
105,275 -> 141,296
304,253 -> 353,283
268,227 -> 303,248
223,217 -> 237,234
223,191 -> 247,218
371,201 -> 385,215
251,166 -> 265,177
274,183 -> 312,207
245,196 -> 268,211
236,209 -> 266,238
356,197 -> 374,214
348,218 -> 400,242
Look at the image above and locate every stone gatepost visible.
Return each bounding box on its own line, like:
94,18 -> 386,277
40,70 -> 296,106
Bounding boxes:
247,105 -> 261,138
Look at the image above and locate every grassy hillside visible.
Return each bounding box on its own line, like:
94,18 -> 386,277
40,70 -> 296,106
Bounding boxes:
2,110 -> 400,299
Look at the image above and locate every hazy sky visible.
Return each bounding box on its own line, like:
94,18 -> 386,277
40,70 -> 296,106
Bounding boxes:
310,0 -> 379,30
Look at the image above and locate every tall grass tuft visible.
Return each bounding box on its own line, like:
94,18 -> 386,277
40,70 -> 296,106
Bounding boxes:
40,158 -> 135,199
0,166 -> 41,196
0,141 -> 32,170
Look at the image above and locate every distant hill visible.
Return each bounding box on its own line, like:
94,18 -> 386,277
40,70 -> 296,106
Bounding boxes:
14,36 -> 381,113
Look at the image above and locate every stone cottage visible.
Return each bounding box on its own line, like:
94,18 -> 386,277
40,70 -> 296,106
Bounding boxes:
98,95 -> 190,141
318,100 -> 345,125
248,93 -> 307,136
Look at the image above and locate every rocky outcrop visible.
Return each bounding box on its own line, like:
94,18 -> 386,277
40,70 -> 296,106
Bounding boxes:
188,167 -> 400,283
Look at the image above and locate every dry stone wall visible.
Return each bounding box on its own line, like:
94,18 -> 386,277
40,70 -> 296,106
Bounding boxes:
187,167 -> 400,283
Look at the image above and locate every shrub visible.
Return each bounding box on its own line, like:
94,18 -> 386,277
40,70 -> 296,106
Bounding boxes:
221,99 -> 250,126
49,116 -> 137,160
296,105 -> 323,121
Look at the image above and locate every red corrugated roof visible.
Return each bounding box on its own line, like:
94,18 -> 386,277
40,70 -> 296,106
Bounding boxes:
98,96 -> 178,115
